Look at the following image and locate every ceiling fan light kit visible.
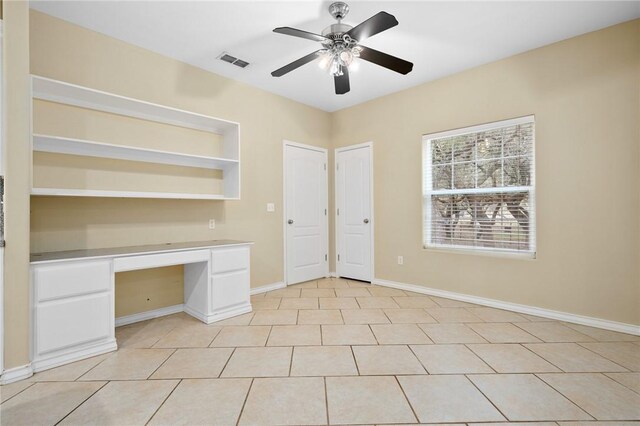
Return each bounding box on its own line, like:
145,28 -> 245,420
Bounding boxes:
271,2 -> 414,95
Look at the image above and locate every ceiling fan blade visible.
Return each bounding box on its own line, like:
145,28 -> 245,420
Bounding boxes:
271,50 -> 321,77
346,11 -> 398,42
334,66 -> 350,95
273,27 -> 329,42
358,45 -> 413,75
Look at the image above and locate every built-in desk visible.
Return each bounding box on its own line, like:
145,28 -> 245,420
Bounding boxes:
30,240 -> 253,372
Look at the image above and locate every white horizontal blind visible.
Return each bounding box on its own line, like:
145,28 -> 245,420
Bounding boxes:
423,116 -> 536,255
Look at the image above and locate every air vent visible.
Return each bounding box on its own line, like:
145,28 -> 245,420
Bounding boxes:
217,52 -> 250,69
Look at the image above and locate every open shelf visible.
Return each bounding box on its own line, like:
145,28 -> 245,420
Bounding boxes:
31,187 -> 238,200
33,134 -> 239,170
30,75 -> 241,200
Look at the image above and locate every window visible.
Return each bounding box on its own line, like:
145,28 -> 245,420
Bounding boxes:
422,116 -> 536,256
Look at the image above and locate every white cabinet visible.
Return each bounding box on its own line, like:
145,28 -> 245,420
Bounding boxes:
184,245 -> 252,324
31,260 -> 116,372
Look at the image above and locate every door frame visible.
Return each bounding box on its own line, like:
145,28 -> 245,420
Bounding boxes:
334,141 -> 374,282
283,140 -> 329,286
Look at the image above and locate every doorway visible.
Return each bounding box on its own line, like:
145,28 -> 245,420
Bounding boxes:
335,143 -> 373,282
283,141 -> 329,285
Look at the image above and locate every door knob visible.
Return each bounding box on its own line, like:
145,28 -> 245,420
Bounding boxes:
363,219 -> 369,224
288,219 -> 294,224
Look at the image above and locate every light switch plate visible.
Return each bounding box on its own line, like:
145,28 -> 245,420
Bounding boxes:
267,203 -> 275,212
209,219 -> 216,229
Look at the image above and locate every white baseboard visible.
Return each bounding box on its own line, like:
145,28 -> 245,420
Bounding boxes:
1,364 -> 33,385
373,278 -> 640,336
250,281 -> 285,295
185,303 -> 252,324
115,304 -> 184,327
32,339 -> 117,373
329,272 -> 338,278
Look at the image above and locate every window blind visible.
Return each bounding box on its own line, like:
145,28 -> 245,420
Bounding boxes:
422,116 -> 536,256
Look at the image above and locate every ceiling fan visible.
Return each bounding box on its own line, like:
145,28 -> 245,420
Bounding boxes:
271,2 -> 413,95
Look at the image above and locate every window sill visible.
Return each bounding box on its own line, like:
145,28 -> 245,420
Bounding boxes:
423,245 -> 536,260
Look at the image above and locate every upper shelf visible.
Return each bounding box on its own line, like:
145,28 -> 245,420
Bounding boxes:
33,134 -> 239,171
32,75 -> 239,135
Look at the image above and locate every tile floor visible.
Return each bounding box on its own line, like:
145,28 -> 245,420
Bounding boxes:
1,277 -> 639,425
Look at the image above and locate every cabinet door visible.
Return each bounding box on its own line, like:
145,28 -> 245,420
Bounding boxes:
36,292 -> 112,355
211,270 -> 249,311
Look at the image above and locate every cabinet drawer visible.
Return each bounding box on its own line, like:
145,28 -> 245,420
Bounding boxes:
34,260 -> 111,302
211,270 -> 250,310
211,247 -> 249,274
36,292 -> 112,355
114,249 -> 210,272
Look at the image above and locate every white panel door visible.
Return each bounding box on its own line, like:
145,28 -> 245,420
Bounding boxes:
336,144 -> 372,282
285,143 -> 328,285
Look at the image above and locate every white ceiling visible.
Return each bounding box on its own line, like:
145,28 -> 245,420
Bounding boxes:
30,1 -> 640,112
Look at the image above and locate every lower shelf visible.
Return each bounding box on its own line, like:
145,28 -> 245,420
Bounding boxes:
31,187 -> 239,200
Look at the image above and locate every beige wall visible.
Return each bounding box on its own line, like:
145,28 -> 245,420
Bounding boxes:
332,19 -> 640,325
3,0 -> 31,370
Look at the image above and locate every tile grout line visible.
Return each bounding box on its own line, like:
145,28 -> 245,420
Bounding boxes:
518,342 -> 566,373
574,341 -> 633,371
218,347 -> 237,378
464,373 -> 510,421
53,379 -> 110,425
462,343 -> 499,374
603,372 -> 640,396
146,348 -> 178,380
235,377 -> 254,426
0,381 -> 36,404
393,375 -> 420,423
533,372 -> 596,420
144,378 -> 182,425
323,376 -> 330,425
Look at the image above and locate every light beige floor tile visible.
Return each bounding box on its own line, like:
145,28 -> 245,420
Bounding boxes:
342,309 -> 390,324
410,344 -> 493,374
318,278 -> 350,288
579,342 -> 640,371
251,297 -> 281,310
290,346 -> 358,376
384,308 -> 436,324
291,280 -> 318,288
468,344 -> 560,373
564,324 -> 639,342
539,373 -> 640,420
519,313 -> 556,322
525,343 -> 628,372
426,307 -> 484,323
0,381 -> 105,426
346,280 -> 371,288
301,288 -> 336,298
211,312 -> 254,326
221,346 -> 292,377
353,345 -> 426,375
368,287 -> 408,297
430,296 -> 477,307
558,422 -> 640,426
79,348 -> 174,380
393,296 -> 438,308
250,293 -> 265,300
357,296 -> 400,309
278,297 -> 318,310
150,348 -> 233,379
239,377 -> 327,425
210,325 -> 271,347
398,375 -> 505,423
0,379 -> 34,403
32,353 -> 112,382
419,323 -> 487,343
468,323 -> 541,343
336,288 -> 372,297
298,309 -> 343,324
149,379 -> 251,426
322,324 -> 377,345
605,372 -> 640,394
467,307 -> 531,322
516,322 -> 596,342
153,324 -> 222,348
267,325 -> 321,346
320,297 -> 359,309
469,374 -> 592,421
326,376 -> 417,425
265,288 -> 301,298
250,309 -> 298,325
370,324 -> 432,344
116,319 -> 178,349
60,380 -> 177,426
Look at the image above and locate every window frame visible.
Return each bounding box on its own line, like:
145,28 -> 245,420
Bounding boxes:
422,115 -> 536,258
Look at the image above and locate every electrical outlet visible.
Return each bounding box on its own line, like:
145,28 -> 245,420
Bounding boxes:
208,219 -> 216,230
397,256 -> 404,265
267,203 -> 275,212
